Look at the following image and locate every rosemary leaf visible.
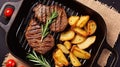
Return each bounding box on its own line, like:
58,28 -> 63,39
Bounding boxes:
27,50 -> 51,67
44,32 -> 49,37
32,50 -> 38,58
27,54 -> 36,60
34,64 -> 41,65
41,11 -> 58,41
29,60 -> 39,63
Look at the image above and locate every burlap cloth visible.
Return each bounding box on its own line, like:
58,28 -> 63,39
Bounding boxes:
2,0 -> 120,67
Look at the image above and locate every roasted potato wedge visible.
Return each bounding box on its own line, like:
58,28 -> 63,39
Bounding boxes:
53,49 -> 69,66
55,64 -> 62,67
64,41 -> 72,50
60,30 -> 75,41
53,57 -> 63,67
76,15 -> 90,28
77,36 -> 96,49
71,45 -> 91,59
69,52 -> 82,66
87,20 -> 97,35
72,27 -> 88,37
71,34 -> 86,44
57,44 -> 69,54
68,16 -> 80,26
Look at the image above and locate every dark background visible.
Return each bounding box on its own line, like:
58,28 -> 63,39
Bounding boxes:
0,0 -> 120,67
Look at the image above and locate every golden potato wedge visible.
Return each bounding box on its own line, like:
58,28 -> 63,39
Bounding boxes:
57,44 -> 69,54
87,20 -> 97,35
60,30 -> 75,41
68,16 -> 80,26
71,34 -> 86,44
72,27 -> 88,37
53,57 -> 64,67
76,15 -> 90,28
55,64 -> 62,67
69,52 -> 82,66
63,41 -> 72,50
53,49 -> 69,66
71,45 -> 91,59
77,36 -> 96,49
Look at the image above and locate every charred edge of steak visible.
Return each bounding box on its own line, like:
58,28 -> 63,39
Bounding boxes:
33,4 -> 68,32
25,19 -> 55,54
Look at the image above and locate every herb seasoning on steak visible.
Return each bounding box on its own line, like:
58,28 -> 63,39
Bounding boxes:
33,4 -> 68,32
25,4 -> 68,54
25,19 -> 54,54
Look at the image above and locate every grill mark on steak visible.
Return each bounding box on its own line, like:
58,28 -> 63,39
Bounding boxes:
26,29 -> 41,35
49,6 -> 57,32
50,5 -> 54,14
33,4 -> 42,21
46,6 -> 50,19
28,25 -> 40,31
42,5 -> 46,23
33,4 -> 68,32
27,24 -> 40,31
33,4 -> 41,12
26,33 -> 40,37
25,19 -> 55,54
40,5 -> 43,23
50,6 -> 62,32
32,34 -> 54,54
26,4 -> 68,54
60,7 -> 68,32
55,6 -> 58,32
59,9 -> 62,31
26,34 -> 41,39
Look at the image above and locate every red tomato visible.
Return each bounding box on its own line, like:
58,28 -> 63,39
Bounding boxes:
20,65 -> 25,67
4,7 -> 14,17
6,59 -> 16,67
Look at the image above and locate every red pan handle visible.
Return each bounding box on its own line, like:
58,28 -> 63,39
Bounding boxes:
0,0 -> 23,32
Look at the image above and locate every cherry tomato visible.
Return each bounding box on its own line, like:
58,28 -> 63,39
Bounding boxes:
6,59 -> 16,67
4,7 -> 14,17
20,65 -> 25,67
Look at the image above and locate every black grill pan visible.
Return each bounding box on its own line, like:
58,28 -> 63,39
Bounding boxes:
0,0 -> 119,67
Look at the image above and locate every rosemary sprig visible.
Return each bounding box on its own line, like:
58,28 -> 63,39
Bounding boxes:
27,50 -> 51,67
41,11 -> 58,41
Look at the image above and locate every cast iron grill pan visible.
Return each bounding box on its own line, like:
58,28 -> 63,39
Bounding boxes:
0,0 -> 118,67
16,0 -> 90,66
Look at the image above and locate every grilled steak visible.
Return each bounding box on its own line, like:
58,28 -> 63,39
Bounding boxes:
25,19 -> 54,54
33,4 -> 68,32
